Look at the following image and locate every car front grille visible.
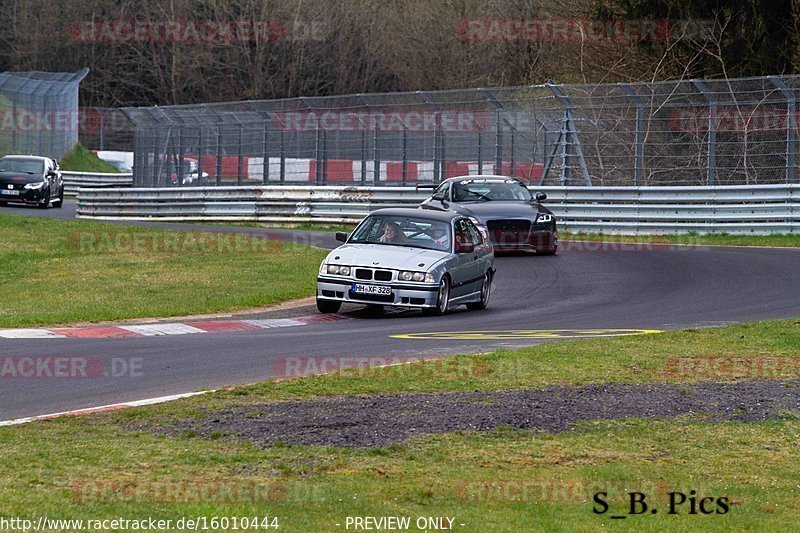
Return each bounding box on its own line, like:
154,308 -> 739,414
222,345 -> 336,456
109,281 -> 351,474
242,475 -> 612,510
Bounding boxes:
354,268 -> 393,281
374,270 -> 392,281
487,220 -> 531,245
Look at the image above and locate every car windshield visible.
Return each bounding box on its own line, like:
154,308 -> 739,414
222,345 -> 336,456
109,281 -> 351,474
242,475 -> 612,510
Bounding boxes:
349,215 -> 451,252
0,157 -> 44,174
452,179 -> 531,202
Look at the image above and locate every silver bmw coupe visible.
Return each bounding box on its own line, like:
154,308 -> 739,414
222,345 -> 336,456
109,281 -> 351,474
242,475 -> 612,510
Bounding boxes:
317,208 -> 495,316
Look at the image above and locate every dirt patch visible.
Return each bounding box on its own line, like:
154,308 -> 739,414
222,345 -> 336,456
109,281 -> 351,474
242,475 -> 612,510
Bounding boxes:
152,381 -> 800,448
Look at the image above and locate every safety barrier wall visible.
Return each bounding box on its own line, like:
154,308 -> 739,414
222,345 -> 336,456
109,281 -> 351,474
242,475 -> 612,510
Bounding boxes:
76,184 -> 800,234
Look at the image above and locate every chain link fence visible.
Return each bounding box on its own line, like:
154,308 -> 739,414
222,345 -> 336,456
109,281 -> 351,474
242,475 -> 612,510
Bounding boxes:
0,69 -> 88,159
122,75 -> 800,187
79,107 -> 135,152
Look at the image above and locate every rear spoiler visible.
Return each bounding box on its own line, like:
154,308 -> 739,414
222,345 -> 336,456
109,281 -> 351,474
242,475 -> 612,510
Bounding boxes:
415,183 -> 437,190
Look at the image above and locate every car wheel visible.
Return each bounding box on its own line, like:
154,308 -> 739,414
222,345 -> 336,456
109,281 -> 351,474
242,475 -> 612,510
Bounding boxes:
52,187 -> 64,208
467,271 -> 492,311
316,297 -> 341,314
37,189 -> 50,209
423,276 -> 450,316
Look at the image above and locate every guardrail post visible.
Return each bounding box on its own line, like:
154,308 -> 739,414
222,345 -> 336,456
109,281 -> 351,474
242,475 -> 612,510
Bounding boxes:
620,83 -> 645,186
769,76 -> 797,183
692,79 -> 717,186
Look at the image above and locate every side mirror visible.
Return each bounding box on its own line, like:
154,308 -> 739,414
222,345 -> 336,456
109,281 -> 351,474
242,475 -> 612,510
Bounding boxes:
335,231 -> 348,242
47,170 -> 56,177
455,241 -> 474,254
535,192 -> 547,202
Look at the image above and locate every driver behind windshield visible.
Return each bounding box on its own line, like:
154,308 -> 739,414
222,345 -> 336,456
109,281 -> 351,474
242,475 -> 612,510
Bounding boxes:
379,222 -> 405,243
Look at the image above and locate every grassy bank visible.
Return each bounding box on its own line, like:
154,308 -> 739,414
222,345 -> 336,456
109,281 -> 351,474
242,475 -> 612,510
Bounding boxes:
1,320 -> 798,530
0,214 -> 327,327
58,143 -> 120,173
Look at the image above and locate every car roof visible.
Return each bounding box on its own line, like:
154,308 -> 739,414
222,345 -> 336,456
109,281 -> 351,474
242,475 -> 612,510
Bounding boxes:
369,207 -> 462,222
0,155 -> 49,161
443,174 -> 526,185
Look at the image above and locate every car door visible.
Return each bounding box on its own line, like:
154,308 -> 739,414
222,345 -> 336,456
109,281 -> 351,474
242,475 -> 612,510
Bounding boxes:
465,219 -> 491,290
44,159 -> 54,197
451,218 -> 480,298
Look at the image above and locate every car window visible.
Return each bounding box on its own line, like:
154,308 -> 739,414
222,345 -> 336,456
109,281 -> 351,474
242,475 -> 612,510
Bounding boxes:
465,220 -> 483,246
432,183 -> 448,201
350,215 -> 452,252
452,179 -> 532,202
454,219 -> 472,249
0,158 -> 44,174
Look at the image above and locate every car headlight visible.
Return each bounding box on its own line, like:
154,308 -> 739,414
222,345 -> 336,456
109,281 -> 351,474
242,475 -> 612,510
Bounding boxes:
536,214 -> 553,224
24,182 -> 44,190
327,265 -> 351,276
399,271 -> 431,282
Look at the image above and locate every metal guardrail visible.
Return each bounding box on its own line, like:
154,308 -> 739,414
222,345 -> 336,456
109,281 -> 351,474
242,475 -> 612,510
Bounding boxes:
61,171 -> 133,195
76,184 -> 800,234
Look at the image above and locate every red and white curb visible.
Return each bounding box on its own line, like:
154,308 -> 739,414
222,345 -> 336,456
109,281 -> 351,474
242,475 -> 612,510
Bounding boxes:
0,391 -> 213,427
0,314 -> 346,340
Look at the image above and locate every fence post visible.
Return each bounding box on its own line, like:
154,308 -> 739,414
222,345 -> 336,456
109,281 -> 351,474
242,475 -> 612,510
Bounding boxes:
322,129 -> 328,185
236,125 -> 244,185
177,126 -> 185,187
262,117 -> 270,184
215,125 -> 223,186
373,126 -> 380,183
692,79 -> 717,186
477,129 -> 483,174
279,130 -> 285,183
769,75 -> 796,184
620,83 -> 644,186
197,128 -> 204,185
402,126 -> 408,186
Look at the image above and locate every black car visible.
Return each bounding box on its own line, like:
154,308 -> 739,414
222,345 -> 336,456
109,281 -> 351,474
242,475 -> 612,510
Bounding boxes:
0,155 -> 64,209
419,175 -> 557,254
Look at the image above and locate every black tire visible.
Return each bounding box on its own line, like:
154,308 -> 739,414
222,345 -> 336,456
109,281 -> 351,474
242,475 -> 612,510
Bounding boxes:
52,187 -> 64,208
316,297 -> 341,314
423,276 -> 450,316
467,271 -> 492,311
36,189 -> 50,209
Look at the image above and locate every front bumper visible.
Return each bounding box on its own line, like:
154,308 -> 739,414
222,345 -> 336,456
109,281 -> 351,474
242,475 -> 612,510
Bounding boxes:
0,187 -> 45,204
490,227 -> 557,252
317,276 -> 440,308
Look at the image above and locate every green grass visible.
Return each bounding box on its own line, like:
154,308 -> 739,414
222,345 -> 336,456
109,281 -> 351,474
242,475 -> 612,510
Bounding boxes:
562,231 -> 800,248
0,214 -> 327,327
58,142 -> 120,173
1,320 -> 799,530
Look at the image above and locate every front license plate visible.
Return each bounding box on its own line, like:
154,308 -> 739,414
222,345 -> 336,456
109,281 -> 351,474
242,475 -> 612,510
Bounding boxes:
0,190 -> 20,196
352,283 -> 391,295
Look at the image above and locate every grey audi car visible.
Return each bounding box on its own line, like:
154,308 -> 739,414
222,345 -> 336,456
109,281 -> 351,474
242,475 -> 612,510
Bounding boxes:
317,208 -> 494,315
419,175 -> 557,254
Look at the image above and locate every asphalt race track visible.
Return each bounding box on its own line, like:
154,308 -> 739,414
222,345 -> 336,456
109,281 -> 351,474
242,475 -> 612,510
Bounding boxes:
3,200 -> 800,420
